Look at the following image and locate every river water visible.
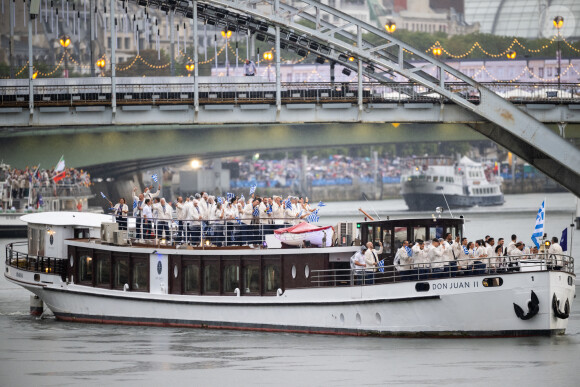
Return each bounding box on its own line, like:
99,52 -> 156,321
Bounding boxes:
1,192 -> 579,386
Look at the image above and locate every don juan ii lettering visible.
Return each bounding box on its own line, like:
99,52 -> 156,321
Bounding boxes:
431,281 -> 479,290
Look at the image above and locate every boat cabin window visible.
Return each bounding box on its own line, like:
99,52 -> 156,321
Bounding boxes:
131,256 -> 149,292
413,227 -> 426,242
27,226 -> 46,257
382,229 -> 392,254
96,252 -> 112,288
243,260 -> 260,294
394,227 -> 407,250
223,260 -> 240,294
263,260 -> 281,294
79,252 -> 93,284
113,254 -> 129,289
74,228 -> 90,239
183,259 -> 200,294
203,260 -> 220,294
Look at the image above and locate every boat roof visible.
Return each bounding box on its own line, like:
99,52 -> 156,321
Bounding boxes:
20,212 -> 114,228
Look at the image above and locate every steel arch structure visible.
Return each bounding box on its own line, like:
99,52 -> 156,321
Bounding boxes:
122,0 -> 579,194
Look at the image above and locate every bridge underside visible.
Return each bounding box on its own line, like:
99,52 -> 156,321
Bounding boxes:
3,122 -> 578,182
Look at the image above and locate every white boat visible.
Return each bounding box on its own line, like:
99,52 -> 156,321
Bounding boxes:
275,223 -> 334,247
4,212 -> 575,337
400,156 -> 504,211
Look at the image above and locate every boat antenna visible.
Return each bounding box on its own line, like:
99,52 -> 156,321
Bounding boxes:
441,193 -> 454,218
362,192 -> 381,220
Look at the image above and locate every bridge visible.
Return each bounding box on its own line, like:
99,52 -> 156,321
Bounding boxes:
2,0 -> 580,194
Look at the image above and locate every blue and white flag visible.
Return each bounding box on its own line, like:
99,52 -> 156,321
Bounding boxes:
266,205 -> 272,214
249,185 -> 256,195
100,192 -> 107,199
405,245 -> 413,257
252,206 -> 259,217
217,197 -> 223,204
378,259 -> 385,273
235,216 -> 242,225
561,227 -> 568,252
530,200 -> 545,248
226,192 -> 234,201
285,199 -> 292,210
152,174 -> 158,183
306,209 -> 319,223
463,245 -> 469,255
133,199 -> 137,209
317,201 -> 326,207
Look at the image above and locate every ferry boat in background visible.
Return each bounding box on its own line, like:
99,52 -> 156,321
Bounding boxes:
400,156 -> 504,211
4,211 -> 575,337
0,163 -> 95,237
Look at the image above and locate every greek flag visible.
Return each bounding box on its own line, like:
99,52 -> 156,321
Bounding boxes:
306,209 -> 319,223
405,246 -> 413,256
100,192 -> 106,199
217,197 -> 223,204
249,185 -> 256,195
530,200 -> 545,248
285,199 -> 292,210
266,205 -> 272,214
152,174 -> 158,183
252,206 -> 259,217
378,259 -> 385,273
226,192 -> 234,201
463,246 -> 469,255
133,199 -> 137,209
318,201 -> 326,207
235,216 -> 242,225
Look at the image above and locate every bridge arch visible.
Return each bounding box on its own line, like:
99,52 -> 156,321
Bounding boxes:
116,0 -> 579,194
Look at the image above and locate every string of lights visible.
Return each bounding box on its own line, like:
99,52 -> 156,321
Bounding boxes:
425,35 -> 565,59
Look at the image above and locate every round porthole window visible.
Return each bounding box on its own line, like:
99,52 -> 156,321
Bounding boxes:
291,265 -> 297,279
174,265 -> 178,279
304,264 -> 310,279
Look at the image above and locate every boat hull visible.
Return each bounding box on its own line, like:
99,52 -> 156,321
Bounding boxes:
402,193 -> 505,211
7,269 -> 574,337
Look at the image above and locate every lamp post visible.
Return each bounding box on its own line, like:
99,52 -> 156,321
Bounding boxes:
185,61 -> 195,77
96,58 -> 106,76
59,35 -> 71,78
432,47 -> 442,57
221,30 -> 232,76
263,51 -> 273,81
506,50 -> 516,60
553,16 -> 563,91
384,20 -> 396,34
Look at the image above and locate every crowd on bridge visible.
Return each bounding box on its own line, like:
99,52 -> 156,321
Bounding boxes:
231,155 -> 403,189
352,233 -> 566,282
108,184 -> 325,245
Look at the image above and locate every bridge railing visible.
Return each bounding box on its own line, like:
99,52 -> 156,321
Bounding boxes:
1,81 -> 579,108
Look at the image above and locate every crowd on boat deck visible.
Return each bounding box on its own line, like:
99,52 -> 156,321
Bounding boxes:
351,233 -> 567,281
108,185 -> 324,244
0,166 -> 92,211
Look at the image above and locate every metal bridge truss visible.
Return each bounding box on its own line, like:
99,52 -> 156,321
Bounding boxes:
116,0 -> 578,193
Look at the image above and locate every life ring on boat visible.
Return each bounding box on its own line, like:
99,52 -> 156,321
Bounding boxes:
551,293 -> 570,319
513,290 -> 539,320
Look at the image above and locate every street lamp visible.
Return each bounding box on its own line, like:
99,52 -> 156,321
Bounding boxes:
432,47 -> 442,57
185,61 -> 195,76
384,20 -> 396,33
553,16 -> 564,91
506,50 -> 516,60
96,58 -> 106,76
221,30 -> 232,76
263,51 -> 273,81
59,35 -> 71,78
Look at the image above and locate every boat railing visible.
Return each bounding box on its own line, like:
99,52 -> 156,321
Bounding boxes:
5,241 -> 68,281
107,215 -> 314,247
310,254 -> 574,287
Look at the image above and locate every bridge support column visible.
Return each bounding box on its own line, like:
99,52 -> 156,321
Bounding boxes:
357,26 -> 363,118
193,0 -> 199,118
110,0 -> 116,118
275,25 -> 281,114
27,0 -> 34,117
